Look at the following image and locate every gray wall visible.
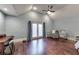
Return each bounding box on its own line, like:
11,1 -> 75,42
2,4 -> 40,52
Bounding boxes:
0,11 -> 5,34
53,5 -> 79,40
2,5 -> 79,40
5,11 -> 54,39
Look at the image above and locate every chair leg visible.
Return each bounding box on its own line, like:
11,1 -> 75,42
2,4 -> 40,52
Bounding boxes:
9,46 -> 12,55
11,43 -> 15,54
12,43 -> 15,54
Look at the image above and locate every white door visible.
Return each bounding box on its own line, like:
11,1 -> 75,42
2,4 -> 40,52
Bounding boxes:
38,24 -> 43,37
32,23 -> 43,39
32,23 -> 38,38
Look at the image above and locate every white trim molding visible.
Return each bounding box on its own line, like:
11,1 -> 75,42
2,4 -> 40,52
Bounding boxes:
13,38 -> 27,42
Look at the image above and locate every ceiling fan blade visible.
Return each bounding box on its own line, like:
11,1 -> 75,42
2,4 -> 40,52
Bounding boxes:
50,11 -> 55,12
50,6 -> 53,9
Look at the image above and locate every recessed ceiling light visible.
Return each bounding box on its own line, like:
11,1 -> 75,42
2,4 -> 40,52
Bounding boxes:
47,11 -> 51,14
3,8 -> 8,11
33,6 -> 37,10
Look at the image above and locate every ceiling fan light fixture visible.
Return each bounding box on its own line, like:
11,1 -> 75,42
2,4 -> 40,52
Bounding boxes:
47,11 -> 51,14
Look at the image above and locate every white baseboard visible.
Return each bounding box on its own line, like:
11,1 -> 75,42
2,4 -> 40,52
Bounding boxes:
13,37 -> 76,42
68,37 -> 76,41
13,38 -> 27,42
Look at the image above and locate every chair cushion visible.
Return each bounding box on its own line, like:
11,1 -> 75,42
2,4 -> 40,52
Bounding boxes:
4,46 -> 11,55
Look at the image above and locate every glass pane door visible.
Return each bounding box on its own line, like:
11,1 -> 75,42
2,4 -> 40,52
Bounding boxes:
32,23 -> 43,39
38,24 -> 43,37
32,23 -> 37,37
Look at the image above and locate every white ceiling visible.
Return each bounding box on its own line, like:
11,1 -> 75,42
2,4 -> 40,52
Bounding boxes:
0,4 -> 68,16
0,4 -> 17,15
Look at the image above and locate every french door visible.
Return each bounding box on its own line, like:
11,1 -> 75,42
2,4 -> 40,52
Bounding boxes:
32,23 -> 43,39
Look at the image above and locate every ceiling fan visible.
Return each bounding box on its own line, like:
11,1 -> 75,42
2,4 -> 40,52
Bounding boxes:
42,5 -> 55,13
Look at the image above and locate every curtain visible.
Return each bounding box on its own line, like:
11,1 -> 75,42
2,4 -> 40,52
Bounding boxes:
43,22 -> 46,38
27,21 -> 32,41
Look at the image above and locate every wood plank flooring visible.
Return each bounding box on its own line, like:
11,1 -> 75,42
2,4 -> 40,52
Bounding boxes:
13,38 -> 79,55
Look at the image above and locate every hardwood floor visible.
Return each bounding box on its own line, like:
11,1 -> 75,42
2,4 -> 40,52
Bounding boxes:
13,38 -> 79,55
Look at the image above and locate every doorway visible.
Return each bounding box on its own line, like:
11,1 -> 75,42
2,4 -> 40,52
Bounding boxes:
32,23 -> 43,39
